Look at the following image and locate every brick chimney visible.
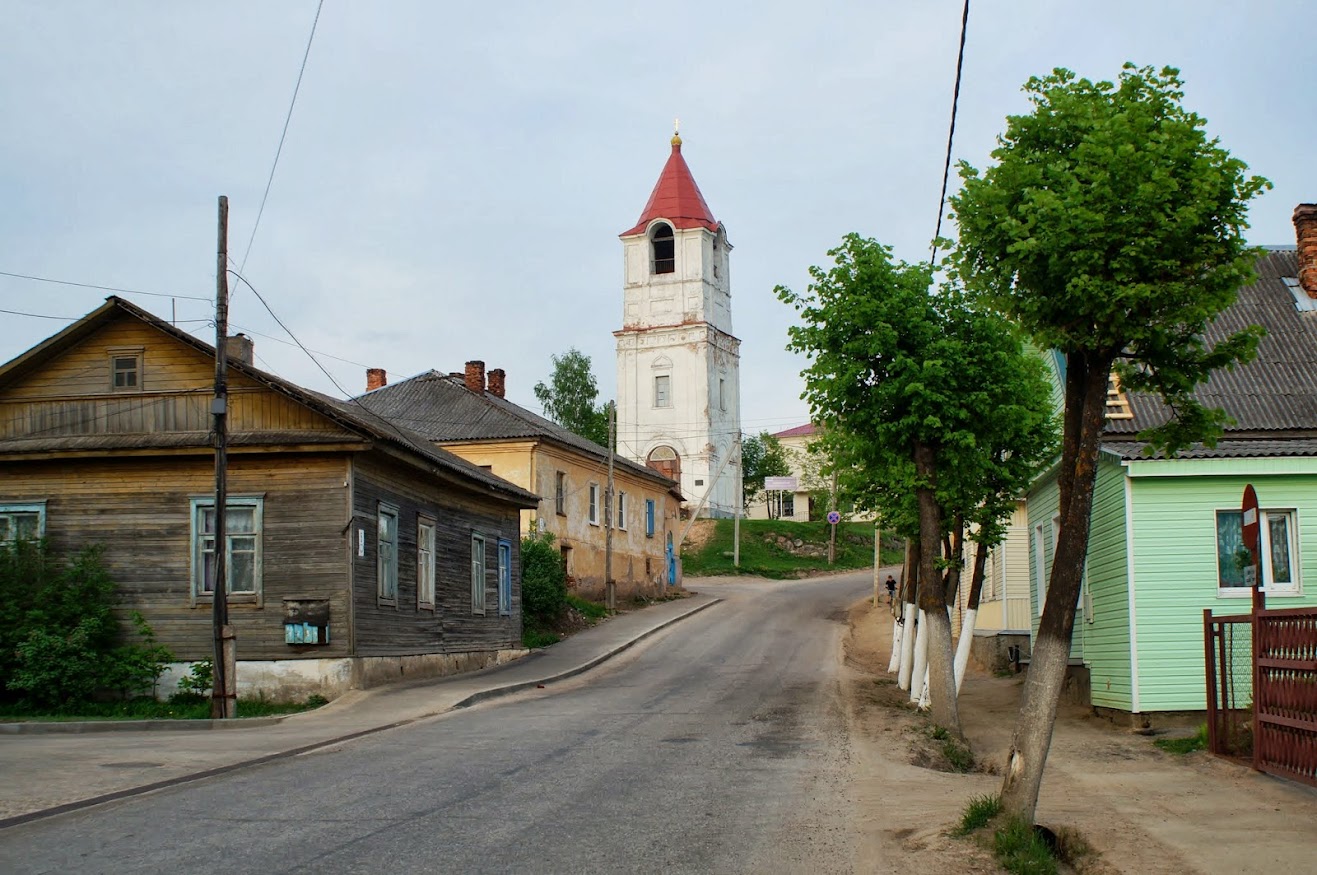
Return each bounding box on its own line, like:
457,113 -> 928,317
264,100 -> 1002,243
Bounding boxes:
366,368 -> 387,392
225,334 -> 253,366
1296,204 -> 1317,299
487,368 -> 506,398
464,360 -> 486,393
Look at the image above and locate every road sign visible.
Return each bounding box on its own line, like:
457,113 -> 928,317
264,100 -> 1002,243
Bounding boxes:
826,511 -> 841,525
1241,484 -> 1260,556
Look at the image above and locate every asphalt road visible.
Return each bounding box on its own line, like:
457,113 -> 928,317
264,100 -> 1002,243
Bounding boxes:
0,572 -> 872,875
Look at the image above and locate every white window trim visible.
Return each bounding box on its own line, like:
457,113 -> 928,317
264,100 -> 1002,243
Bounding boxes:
616,492 -> 628,530
108,346 -> 144,393
498,539 -> 512,617
0,501 -> 47,544
378,502 -> 399,605
471,533 -> 487,615
588,483 -> 600,526
654,374 -> 672,408
645,498 -> 656,538
189,496 -> 263,604
417,517 -> 436,610
1216,507 -> 1302,597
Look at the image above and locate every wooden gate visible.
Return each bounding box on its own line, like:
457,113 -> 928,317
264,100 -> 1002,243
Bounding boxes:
1253,606 -> 1317,787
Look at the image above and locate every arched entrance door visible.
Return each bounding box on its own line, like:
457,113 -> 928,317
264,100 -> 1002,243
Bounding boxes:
647,445 -> 681,482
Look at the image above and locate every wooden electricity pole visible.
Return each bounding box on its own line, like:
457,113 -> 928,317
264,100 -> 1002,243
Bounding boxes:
605,402 -> 616,612
211,195 -> 235,719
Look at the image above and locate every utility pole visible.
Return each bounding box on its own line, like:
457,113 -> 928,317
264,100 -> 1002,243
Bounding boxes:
211,196 -> 235,720
732,432 -> 742,568
605,402 -> 616,612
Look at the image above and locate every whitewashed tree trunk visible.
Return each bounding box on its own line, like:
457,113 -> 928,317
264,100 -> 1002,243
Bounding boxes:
908,610 -> 929,703
954,607 -> 978,693
888,617 -> 903,673
917,666 -> 930,709
897,603 -> 918,690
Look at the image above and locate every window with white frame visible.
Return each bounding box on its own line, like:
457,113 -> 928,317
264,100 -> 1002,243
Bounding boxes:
471,533 -> 487,615
378,504 -> 399,602
109,348 -> 143,392
417,518 -> 436,609
616,492 -> 628,530
654,374 -> 671,408
1217,509 -> 1299,595
0,502 -> 45,544
498,539 -> 512,616
645,499 -> 656,538
191,497 -> 262,598
588,483 -> 600,526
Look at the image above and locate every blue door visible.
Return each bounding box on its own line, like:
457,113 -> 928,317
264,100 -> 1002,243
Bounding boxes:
666,531 -> 676,585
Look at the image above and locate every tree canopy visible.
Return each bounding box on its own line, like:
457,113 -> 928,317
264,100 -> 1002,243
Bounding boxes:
533,348 -> 609,447
950,63 -> 1270,822
740,431 -> 791,509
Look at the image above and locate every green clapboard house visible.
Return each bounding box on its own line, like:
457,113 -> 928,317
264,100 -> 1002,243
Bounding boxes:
1025,215 -> 1317,718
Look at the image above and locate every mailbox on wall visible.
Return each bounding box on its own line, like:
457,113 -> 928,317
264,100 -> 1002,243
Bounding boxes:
283,598 -> 330,645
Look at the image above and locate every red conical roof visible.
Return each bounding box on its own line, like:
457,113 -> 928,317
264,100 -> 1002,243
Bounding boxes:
621,137 -> 719,237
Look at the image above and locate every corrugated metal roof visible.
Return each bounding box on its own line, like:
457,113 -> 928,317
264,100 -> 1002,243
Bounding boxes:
1105,437 -> 1317,461
356,372 -> 679,490
1105,250 -> 1317,446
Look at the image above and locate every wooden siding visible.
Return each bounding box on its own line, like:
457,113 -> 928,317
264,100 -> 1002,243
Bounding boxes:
351,454 -> 521,657
1129,470 -> 1317,711
0,455 -> 351,660
1083,456 -> 1135,710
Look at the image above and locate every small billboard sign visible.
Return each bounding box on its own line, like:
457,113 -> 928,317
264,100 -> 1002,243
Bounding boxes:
764,476 -> 798,491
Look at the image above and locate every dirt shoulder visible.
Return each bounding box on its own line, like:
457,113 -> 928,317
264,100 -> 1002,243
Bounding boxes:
841,596 -> 1317,874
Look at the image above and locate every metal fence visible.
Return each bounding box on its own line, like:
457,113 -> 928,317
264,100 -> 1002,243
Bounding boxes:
1204,611 -> 1253,758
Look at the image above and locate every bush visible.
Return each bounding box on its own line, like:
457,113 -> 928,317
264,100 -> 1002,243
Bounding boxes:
521,532 -> 567,626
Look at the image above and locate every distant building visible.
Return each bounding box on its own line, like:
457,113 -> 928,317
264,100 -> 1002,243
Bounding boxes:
747,423 -> 819,522
615,131 -> 741,518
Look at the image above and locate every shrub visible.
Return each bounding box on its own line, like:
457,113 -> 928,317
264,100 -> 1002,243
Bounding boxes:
994,817 -> 1057,875
956,794 -> 1002,835
521,532 -> 567,626
176,659 -> 214,697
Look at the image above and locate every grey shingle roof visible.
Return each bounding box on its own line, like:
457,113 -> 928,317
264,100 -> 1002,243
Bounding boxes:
356,371 -> 679,491
1104,250 -> 1317,459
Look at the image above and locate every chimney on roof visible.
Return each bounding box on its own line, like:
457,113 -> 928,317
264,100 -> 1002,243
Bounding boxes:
225,334 -> 253,366
366,368 -> 387,392
464,360 -> 486,393
1295,204 -> 1317,299
487,368 -> 506,398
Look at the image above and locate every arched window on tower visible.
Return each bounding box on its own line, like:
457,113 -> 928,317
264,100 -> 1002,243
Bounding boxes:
651,223 -> 675,275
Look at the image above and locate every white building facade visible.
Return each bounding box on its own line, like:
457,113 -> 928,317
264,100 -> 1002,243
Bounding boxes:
615,133 -> 741,518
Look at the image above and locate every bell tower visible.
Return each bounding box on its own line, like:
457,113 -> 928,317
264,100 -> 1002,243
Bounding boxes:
615,128 -> 741,517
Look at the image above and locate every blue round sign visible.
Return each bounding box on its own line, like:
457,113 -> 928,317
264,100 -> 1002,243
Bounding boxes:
826,511 -> 841,525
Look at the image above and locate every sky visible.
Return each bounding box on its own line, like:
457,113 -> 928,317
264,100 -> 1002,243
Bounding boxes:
2,1 -> 1314,438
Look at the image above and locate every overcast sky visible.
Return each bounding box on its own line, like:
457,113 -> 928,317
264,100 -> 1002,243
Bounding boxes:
2,1 -> 1313,436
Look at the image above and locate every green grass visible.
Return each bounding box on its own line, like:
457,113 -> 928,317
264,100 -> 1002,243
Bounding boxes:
993,818 -> 1058,875
955,794 -> 1002,836
680,519 -> 903,579
522,628 -> 561,648
1154,723 -> 1209,754
0,694 -> 326,722
566,594 -> 609,623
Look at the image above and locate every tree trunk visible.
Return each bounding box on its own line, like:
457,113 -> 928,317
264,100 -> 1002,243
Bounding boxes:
954,540 -> 990,692
1000,351 -> 1111,822
909,610 -> 929,704
914,441 -> 960,734
898,540 -> 920,690
888,617 -> 904,673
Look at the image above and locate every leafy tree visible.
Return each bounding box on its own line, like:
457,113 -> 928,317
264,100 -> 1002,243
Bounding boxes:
533,348 -> 609,446
521,531 -> 567,627
950,63 -> 1269,822
740,431 -> 791,509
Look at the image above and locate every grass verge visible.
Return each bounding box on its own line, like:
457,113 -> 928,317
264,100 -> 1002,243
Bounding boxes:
1154,723 -> 1208,754
681,519 -> 903,578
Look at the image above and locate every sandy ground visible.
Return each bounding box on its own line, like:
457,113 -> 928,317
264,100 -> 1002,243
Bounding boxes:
841,595 -> 1317,874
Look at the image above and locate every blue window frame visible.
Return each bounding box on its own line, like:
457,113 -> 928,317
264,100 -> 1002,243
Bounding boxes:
498,539 -> 513,616
645,499 -> 656,538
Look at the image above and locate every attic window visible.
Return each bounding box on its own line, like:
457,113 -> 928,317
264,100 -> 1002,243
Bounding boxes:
1106,373 -> 1133,420
109,348 -> 143,392
651,223 -> 675,275
1282,277 -> 1317,312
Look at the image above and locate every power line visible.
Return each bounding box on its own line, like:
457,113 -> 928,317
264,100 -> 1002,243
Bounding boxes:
239,0 -> 325,272
0,269 -> 209,302
930,0 -> 970,268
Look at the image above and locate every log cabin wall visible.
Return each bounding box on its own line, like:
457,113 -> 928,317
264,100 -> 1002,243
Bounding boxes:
0,454 -> 351,660
350,454 -> 522,656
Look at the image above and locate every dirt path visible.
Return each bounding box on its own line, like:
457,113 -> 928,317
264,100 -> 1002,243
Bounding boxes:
841,595 -> 1317,874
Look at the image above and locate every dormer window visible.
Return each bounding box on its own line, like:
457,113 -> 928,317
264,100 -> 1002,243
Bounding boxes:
651,223 -> 675,275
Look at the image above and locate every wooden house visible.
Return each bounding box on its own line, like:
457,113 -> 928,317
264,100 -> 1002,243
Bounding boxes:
354,363 -> 682,602
0,298 -> 540,700
1025,209 -> 1317,719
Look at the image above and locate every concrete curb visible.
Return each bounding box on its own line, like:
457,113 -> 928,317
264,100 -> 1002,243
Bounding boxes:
0,596 -> 722,831
0,716 -> 285,735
